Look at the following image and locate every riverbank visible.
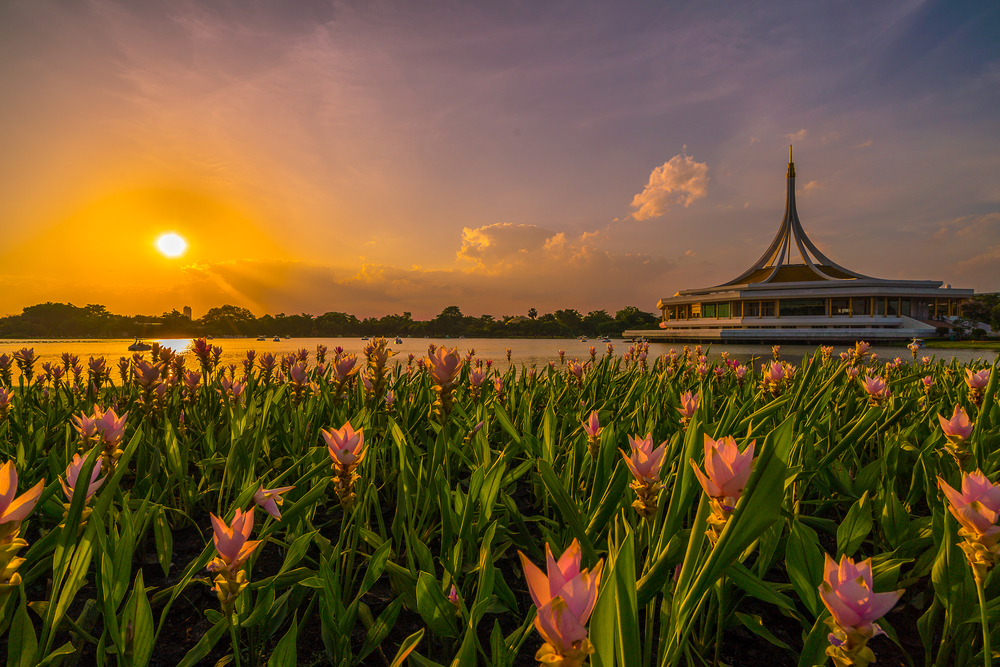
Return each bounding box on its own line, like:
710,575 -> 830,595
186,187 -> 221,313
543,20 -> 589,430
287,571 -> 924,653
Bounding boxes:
924,340 -> 1000,349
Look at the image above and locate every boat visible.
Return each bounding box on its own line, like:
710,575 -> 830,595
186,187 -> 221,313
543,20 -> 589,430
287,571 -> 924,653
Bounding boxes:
602,337 -> 611,343
395,338 -> 403,344
580,336 -> 588,342
207,335 -> 214,340
910,338 -> 925,348
128,338 -> 152,351
256,335 -> 266,341
272,336 -> 280,342
361,336 -> 369,341
284,335 -> 291,340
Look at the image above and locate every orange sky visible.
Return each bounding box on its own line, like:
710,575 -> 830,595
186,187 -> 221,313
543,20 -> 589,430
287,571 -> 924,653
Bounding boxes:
1,1 -> 998,319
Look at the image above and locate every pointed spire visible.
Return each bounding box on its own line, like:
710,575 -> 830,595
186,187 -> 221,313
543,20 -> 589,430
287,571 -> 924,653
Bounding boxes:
787,144 -> 795,178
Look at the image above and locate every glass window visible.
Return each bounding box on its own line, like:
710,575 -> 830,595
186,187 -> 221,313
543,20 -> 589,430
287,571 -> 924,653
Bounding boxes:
718,303 -> 730,318
831,298 -> 850,316
761,301 -> 775,317
702,303 -> 717,318
900,300 -> 911,317
780,299 -> 826,317
732,301 -> 742,318
745,301 -> 760,317
875,298 -> 885,316
852,298 -> 871,316
886,299 -> 898,316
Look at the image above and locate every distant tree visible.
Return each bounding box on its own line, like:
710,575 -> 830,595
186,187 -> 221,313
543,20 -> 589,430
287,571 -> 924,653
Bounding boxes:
528,308 -> 538,320
615,306 -> 658,330
199,305 -> 257,336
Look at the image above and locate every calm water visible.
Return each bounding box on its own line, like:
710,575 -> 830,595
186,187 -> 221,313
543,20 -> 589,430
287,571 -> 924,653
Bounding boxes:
0,337 -> 994,376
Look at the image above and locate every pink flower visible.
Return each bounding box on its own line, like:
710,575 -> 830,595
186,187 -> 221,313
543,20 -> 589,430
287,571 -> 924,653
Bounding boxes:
819,554 -> 902,636
0,460 -> 44,524
846,367 -> 860,379
854,341 -> 871,359
568,361 -> 584,379
734,365 -> 747,380
469,369 -> 487,387
322,422 -> 366,466
258,353 -> 277,373
61,453 -> 105,502
384,390 -> 395,408
690,435 -> 756,510
861,375 -> 890,400
677,391 -> 699,421
938,405 -> 973,442
922,356 -> 931,365
95,407 -> 128,446
289,363 -> 309,386
966,368 -> 990,390
427,347 -> 462,386
622,434 -> 667,484
582,411 -> 600,439
73,410 -> 101,439
518,540 -> 603,658
133,360 -> 163,388
937,471 -> 1000,538
332,354 -> 359,382
922,376 -> 934,389
253,484 -> 295,520
765,362 -> 785,384
360,372 -> 373,394
208,507 -> 260,573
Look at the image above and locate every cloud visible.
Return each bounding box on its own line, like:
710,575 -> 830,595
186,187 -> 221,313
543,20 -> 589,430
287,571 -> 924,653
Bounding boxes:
784,129 -> 808,142
629,154 -> 709,220
749,137 -> 760,145
821,132 -> 841,145
803,181 -> 824,191
852,140 -> 874,148
933,213 -> 1000,243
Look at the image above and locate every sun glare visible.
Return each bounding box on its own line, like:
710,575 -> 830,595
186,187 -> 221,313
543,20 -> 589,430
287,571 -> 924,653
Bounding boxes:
156,232 -> 187,258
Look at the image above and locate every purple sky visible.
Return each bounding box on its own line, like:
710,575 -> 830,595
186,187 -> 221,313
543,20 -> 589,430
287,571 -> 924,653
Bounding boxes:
1,0 -> 997,319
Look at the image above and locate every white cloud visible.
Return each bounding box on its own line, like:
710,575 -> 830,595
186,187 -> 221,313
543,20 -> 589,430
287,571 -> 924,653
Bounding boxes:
852,139 -> 873,148
803,181 -> 824,192
629,154 -> 709,220
784,129 -> 808,142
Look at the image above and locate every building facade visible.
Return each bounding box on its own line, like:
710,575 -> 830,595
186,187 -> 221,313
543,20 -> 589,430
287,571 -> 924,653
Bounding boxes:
627,149 -> 973,343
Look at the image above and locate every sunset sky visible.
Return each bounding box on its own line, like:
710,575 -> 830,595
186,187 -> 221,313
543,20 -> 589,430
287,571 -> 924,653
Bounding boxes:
1,1 -> 997,320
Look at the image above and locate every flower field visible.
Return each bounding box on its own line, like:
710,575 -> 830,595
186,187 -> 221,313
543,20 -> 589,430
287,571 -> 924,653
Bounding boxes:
0,339 -> 998,667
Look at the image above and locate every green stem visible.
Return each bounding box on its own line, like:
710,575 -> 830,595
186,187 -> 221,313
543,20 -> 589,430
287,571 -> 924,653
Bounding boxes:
979,576 -> 993,667
229,613 -> 243,667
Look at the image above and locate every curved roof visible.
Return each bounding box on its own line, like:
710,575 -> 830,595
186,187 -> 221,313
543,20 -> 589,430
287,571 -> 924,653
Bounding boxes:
719,147 -> 873,287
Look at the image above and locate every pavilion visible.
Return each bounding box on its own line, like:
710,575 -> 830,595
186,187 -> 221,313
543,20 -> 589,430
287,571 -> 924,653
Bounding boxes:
626,148 -> 973,343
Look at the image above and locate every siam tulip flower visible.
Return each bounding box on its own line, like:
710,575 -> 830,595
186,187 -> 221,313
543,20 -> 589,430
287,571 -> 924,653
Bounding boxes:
0,461 -> 44,588
183,369 -> 201,398
846,367 -> 860,379
696,363 -> 709,378
853,341 -> 871,361
839,352 -> 851,362
622,434 -> 667,518
288,362 -> 310,402
558,349 -> 566,364
922,356 -> 931,366
819,554 -> 903,667
762,361 -> 785,397
938,471 -> 1000,584
61,453 -> 105,509
254,484 -> 295,521
0,354 -> 12,387
493,376 -> 505,402
606,343 -> 614,356
506,347 -> 512,362
938,405 -> 974,463
583,411 -> 601,459
0,388 -> 11,420
257,353 -> 277,382
485,359 -> 493,369
869,353 -> 878,364
406,353 -> 415,367
734,364 -> 747,384
73,410 -> 101,442
907,341 -> 920,359
588,346 -> 597,362
447,584 -> 460,610
469,368 -> 487,400
771,345 -> 781,360
12,348 -> 37,383
153,383 -> 168,402
428,347 -> 463,421
315,344 -> 327,364
360,372 -> 373,398
691,435 -> 756,545
207,507 -> 261,612
821,346 -> 834,363
518,540 -> 603,667
211,345 -> 223,369
548,361 -> 556,371
567,361 -> 584,386
677,391 -> 699,427
133,360 -> 163,389
966,368 -> 990,407
322,422 -> 366,508
921,375 -> 934,392
860,375 -> 890,406
384,390 -> 395,410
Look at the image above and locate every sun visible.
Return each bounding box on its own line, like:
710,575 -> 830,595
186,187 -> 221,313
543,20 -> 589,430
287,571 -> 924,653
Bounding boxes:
156,232 -> 188,258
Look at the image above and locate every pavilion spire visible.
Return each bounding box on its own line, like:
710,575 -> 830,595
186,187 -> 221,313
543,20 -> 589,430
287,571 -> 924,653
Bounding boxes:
787,144 -> 795,178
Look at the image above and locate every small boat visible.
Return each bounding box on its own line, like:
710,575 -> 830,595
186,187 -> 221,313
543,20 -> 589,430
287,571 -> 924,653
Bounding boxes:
272,336 -> 280,342
910,338 -> 925,348
128,338 -> 152,351
580,336 -> 588,342
459,335 -> 465,339
602,337 -> 611,343
284,335 -> 291,340
256,335 -> 266,341
395,338 -> 403,344
207,335 -> 214,340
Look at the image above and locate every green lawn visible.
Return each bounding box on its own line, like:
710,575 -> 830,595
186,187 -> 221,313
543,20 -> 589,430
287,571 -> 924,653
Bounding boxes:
924,339 -> 1000,349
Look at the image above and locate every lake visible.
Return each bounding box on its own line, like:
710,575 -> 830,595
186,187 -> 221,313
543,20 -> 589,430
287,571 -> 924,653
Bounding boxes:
0,337 -> 994,378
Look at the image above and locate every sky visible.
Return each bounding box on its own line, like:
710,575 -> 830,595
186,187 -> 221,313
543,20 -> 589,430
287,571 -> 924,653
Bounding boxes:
0,0 -> 998,320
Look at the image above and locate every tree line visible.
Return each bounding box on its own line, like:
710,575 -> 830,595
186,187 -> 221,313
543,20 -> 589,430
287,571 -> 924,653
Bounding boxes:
0,302 -> 660,339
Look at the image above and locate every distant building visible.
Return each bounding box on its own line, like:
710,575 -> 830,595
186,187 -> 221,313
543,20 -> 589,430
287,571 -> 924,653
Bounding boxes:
183,306 -> 192,319
626,149 -> 973,343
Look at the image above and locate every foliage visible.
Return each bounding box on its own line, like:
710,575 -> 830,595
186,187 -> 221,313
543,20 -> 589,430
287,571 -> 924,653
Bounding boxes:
0,341 -> 997,666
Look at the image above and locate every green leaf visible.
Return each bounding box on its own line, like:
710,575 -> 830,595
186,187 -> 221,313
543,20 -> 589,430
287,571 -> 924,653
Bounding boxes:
267,614 -> 298,667
734,612 -> 794,654
612,532 -> 640,667
416,572 -> 458,638
176,616 -> 228,667
7,592 -> 37,667
388,629 -> 424,667
123,569 -> 155,667
153,506 -> 173,577
785,520 -> 825,618
837,491 -> 872,557
357,597 -> 403,664
536,458 -> 599,565
880,485 -> 910,550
